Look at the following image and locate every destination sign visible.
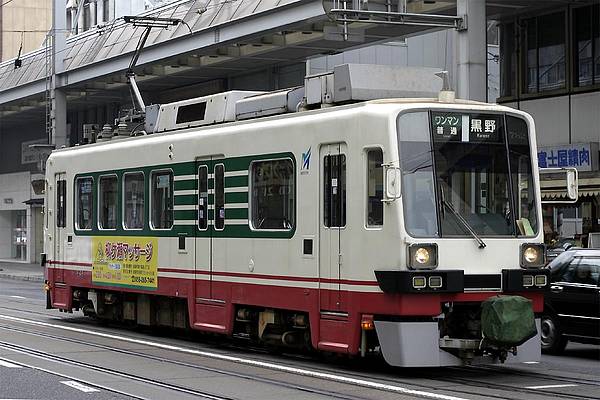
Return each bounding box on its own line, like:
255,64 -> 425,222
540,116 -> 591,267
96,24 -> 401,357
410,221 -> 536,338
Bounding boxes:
431,112 -> 502,143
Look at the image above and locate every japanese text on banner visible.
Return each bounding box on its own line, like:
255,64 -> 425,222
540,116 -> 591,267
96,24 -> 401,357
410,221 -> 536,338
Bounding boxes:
92,236 -> 158,290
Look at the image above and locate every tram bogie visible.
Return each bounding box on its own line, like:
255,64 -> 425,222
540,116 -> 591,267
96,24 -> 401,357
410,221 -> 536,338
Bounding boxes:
43,64 -> 548,367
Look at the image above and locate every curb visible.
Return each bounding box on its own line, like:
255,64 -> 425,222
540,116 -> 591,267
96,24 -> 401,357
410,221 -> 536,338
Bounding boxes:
0,273 -> 44,283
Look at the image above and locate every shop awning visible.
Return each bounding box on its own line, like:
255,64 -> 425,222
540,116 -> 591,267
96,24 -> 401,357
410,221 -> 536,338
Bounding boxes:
540,176 -> 600,200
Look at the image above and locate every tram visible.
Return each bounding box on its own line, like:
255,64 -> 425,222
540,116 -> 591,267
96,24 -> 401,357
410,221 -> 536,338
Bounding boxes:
43,64 -> 549,367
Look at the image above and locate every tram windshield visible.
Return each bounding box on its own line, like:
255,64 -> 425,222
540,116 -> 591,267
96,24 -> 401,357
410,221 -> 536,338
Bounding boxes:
398,111 -> 538,238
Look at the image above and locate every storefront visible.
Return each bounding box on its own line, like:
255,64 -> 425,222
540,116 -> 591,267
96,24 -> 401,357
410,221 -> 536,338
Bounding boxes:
541,171 -> 600,248
0,172 -> 44,263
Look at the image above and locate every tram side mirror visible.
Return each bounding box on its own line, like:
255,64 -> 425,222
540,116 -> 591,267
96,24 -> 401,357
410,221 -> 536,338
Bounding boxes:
385,167 -> 402,201
566,170 -> 578,200
540,167 -> 578,204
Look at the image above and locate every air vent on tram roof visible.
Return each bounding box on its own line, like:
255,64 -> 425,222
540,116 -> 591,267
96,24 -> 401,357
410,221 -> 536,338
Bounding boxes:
154,90 -> 264,133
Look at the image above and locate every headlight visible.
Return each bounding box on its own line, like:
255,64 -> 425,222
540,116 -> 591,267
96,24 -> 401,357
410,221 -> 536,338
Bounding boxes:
520,243 -> 546,268
414,248 -> 430,264
408,243 -> 438,270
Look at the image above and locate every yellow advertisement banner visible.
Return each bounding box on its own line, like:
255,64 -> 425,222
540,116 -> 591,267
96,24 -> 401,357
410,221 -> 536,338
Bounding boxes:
92,236 -> 158,290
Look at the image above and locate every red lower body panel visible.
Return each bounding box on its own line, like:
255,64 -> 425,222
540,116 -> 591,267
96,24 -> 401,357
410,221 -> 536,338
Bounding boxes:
47,265 -> 544,356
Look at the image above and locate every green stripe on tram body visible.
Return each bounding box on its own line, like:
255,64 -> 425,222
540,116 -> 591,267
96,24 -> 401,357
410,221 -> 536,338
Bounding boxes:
72,151 -> 295,239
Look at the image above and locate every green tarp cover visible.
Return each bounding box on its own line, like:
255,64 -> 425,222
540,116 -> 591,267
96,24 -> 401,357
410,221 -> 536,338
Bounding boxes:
481,295 -> 537,346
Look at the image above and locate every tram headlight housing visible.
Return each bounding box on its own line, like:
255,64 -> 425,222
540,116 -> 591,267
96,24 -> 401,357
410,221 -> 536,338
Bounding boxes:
520,243 -> 546,268
408,243 -> 438,270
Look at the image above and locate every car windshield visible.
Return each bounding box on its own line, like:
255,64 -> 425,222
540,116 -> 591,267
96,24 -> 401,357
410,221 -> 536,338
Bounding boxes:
399,111 -> 538,238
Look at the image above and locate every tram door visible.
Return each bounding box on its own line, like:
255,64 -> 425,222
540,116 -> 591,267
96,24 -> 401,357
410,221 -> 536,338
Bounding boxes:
54,173 -> 67,282
319,144 -> 347,312
195,161 -> 211,299
195,157 -> 225,301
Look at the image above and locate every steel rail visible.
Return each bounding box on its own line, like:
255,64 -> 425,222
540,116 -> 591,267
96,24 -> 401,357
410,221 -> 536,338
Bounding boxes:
0,339 -> 235,400
0,305 -> 597,400
0,323 -> 370,400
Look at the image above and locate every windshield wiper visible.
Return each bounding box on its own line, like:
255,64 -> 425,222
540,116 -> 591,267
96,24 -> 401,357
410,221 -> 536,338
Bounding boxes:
440,187 -> 486,249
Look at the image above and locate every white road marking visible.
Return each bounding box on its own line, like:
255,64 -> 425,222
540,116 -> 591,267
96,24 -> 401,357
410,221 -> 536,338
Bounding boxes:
522,361 -> 539,364
0,359 -> 22,368
0,314 -> 470,400
61,381 -> 100,393
525,384 -> 578,389
9,296 -> 26,300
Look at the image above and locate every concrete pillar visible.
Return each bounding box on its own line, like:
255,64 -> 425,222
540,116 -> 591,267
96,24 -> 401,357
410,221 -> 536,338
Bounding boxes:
77,3 -> 85,34
109,0 -> 115,21
97,0 -> 104,23
90,0 -> 97,27
26,205 -> 32,263
455,0 -> 487,102
53,0 -> 69,148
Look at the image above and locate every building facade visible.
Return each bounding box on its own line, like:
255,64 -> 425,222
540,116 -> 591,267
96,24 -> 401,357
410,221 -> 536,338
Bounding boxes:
498,2 -> 600,245
0,0 -> 51,62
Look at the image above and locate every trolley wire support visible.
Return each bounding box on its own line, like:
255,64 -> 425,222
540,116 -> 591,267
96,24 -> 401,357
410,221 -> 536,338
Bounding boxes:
122,16 -> 184,113
323,0 -> 466,41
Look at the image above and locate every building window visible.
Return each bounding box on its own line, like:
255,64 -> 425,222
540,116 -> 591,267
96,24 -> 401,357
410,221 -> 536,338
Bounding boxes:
57,180 -> 67,228
214,164 -> 225,231
99,175 -> 117,230
500,23 -> 516,97
123,173 -> 144,230
151,171 -> 173,230
250,159 -> 295,230
324,154 -> 346,228
522,12 -> 566,93
366,149 -> 383,226
573,5 -> 600,87
198,166 -> 208,230
76,177 -> 93,230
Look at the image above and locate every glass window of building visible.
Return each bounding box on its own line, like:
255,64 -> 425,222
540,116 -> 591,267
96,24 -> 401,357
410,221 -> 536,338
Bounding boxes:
99,175 -> 118,230
500,23 -> 516,97
151,171 -> 173,229
76,177 -> 93,230
366,149 -> 383,226
123,173 -> 144,230
251,159 -> 295,230
522,12 -> 566,93
573,5 -> 600,87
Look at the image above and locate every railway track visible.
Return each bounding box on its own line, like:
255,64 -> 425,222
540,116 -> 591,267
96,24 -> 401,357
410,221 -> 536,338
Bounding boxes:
0,302 -> 598,400
0,340 -> 235,400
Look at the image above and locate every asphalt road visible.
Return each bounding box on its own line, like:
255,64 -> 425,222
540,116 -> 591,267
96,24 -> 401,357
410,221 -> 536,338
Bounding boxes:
0,278 -> 598,400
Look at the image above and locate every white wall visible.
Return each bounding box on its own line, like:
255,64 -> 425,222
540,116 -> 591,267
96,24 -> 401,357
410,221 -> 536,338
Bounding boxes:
0,172 -> 32,211
0,211 -> 12,259
505,91 -> 600,147
571,92 -> 600,144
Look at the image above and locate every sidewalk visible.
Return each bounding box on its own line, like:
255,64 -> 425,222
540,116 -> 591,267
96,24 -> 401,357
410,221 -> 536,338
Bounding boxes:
0,261 -> 44,283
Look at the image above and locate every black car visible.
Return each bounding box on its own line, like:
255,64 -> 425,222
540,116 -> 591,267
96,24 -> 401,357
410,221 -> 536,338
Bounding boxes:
542,249 -> 600,353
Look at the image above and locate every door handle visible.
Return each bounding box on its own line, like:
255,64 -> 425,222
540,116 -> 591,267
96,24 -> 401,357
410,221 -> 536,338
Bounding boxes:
550,285 -> 563,293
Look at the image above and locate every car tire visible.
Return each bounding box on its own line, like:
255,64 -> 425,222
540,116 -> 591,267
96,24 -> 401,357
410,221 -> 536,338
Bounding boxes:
541,313 -> 567,354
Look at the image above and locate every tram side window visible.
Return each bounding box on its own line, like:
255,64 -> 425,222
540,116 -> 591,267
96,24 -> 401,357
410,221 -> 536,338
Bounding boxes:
124,173 -> 144,230
324,154 -> 346,227
75,177 -> 93,230
198,166 -> 208,230
56,180 -> 66,228
366,149 -> 383,226
251,159 -> 295,230
214,164 -> 225,230
151,171 -> 174,229
99,175 -> 118,230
